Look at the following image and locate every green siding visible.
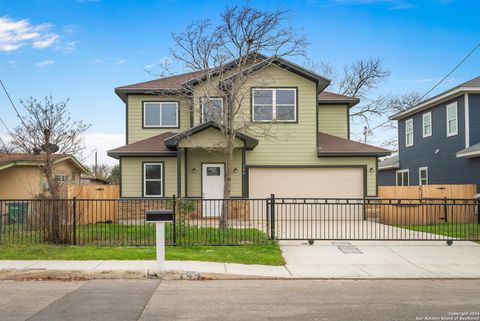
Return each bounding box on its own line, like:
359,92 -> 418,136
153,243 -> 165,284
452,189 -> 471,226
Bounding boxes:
127,95 -> 191,144
318,104 -> 348,139
121,157 -> 177,197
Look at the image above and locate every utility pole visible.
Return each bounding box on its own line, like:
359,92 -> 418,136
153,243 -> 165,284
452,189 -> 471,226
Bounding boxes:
94,151 -> 98,178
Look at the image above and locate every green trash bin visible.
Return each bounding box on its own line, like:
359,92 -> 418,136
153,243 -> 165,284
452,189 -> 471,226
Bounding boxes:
7,202 -> 29,224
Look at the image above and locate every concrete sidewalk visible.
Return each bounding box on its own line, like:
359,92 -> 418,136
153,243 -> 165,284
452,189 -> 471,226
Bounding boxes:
1,241 -> 480,279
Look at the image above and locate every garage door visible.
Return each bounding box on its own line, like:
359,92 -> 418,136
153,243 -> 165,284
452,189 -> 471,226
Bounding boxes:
249,167 -> 364,223
248,167 -> 364,199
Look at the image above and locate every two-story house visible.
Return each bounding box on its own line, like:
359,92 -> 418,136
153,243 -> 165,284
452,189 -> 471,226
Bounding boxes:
379,76 -> 480,191
108,55 -> 390,214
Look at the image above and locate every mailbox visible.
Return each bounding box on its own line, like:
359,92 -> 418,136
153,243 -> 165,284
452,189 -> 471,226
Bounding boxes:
145,210 -> 173,223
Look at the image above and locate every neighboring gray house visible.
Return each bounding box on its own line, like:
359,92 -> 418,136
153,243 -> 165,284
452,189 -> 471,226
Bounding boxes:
378,76 -> 480,191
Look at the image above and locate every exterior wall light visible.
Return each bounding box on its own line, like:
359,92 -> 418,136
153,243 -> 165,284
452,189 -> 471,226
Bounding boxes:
233,168 -> 238,174
192,168 -> 197,173
369,167 -> 375,173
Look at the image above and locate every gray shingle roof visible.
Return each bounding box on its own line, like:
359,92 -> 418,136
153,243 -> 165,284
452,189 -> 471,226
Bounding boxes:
456,142 -> 480,158
378,155 -> 399,171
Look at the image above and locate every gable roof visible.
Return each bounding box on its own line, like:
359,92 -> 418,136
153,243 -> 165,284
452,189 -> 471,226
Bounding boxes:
378,155 -> 400,171
115,53 -> 331,102
390,76 -> 480,120
0,153 -> 88,173
164,121 -> 259,150
318,91 -> 359,108
107,132 -> 178,159
317,132 -> 391,157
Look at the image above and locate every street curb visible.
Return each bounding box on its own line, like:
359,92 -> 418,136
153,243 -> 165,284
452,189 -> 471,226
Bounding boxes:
2,270 -> 480,281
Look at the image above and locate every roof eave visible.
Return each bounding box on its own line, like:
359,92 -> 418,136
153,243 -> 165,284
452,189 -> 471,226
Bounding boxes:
317,151 -> 391,157
107,151 -> 178,159
318,99 -> 360,108
390,87 -> 480,120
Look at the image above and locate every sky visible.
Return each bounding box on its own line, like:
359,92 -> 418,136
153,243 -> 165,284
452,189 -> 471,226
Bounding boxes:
0,0 -> 479,166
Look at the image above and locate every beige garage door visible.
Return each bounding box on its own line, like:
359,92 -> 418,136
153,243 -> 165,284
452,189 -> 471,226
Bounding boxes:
248,167 -> 364,199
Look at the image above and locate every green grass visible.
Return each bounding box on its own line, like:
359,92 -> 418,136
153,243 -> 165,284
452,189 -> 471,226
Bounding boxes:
0,223 -> 269,246
0,243 -> 284,265
396,223 -> 480,240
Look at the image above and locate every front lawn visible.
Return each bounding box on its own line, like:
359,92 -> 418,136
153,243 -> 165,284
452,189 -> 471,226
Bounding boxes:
396,223 -> 480,240
0,222 -> 270,246
0,243 -> 284,265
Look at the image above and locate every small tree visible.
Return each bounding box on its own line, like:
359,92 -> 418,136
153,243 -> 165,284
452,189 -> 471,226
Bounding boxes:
162,5 -> 307,227
10,96 -> 90,242
108,164 -> 121,185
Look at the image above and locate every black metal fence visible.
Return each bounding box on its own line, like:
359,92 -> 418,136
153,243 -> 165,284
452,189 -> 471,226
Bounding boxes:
0,196 -> 479,246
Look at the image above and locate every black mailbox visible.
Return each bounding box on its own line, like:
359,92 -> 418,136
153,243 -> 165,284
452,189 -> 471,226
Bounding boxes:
145,210 -> 174,223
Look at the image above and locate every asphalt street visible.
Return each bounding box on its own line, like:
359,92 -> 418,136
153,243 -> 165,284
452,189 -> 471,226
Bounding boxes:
1,279 -> 479,321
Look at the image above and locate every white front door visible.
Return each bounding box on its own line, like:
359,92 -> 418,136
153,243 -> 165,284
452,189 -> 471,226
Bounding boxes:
202,164 -> 225,217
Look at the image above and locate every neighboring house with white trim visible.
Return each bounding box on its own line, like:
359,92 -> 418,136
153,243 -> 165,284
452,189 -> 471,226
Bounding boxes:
108,54 -> 390,210
378,76 -> 480,191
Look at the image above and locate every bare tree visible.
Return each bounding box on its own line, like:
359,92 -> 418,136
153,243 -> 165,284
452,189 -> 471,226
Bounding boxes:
9,97 -> 90,243
163,5 -> 308,226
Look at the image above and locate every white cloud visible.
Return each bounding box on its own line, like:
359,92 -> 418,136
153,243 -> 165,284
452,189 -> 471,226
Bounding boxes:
63,40 -> 78,53
36,59 -> 55,67
116,58 -> 126,65
0,16 -> 60,52
83,133 -> 125,166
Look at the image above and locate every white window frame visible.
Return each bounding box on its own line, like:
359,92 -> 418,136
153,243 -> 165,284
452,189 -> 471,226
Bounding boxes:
143,163 -> 163,197
446,102 -> 458,137
422,112 -> 432,138
405,118 -> 414,147
201,97 -> 224,122
396,169 -> 409,186
252,88 -> 297,122
419,167 -> 428,185
143,101 -> 179,128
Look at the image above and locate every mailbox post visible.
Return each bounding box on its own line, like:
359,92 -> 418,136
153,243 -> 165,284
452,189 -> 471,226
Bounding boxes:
145,210 -> 173,267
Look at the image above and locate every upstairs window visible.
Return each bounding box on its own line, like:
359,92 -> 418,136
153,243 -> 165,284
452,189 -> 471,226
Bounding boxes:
396,169 -> 409,186
446,102 -> 458,137
143,102 -> 179,128
252,88 -> 297,122
422,112 -> 432,138
419,167 -> 428,185
405,118 -> 414,147
201,97 -> 224,122
143,163 -> 163,197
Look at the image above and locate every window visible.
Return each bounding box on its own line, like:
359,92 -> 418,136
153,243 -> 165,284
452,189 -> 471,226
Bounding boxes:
396,170 -> 409,186
143,163 -> 163,197
446,102 -> 458,137
422,112 -> 432,138
201,97 -> 224,122
143,102 -> 179,128
405,118 -> 414,147
55,174 -> 68,183
419,167 -> 428,185
252,88 -> 296,122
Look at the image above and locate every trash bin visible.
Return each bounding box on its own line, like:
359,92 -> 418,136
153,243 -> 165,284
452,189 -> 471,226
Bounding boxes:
7,202 -> 29,224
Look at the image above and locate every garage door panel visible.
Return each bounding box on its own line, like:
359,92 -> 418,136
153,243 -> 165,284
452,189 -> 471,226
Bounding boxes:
249,167 -> 364,221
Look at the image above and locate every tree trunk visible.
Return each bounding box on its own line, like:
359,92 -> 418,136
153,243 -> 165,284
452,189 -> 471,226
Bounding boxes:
219,138 -> 234,229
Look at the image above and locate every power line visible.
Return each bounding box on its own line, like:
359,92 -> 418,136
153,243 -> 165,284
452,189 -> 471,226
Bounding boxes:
0,79 -> 28,128
367,41 -> 480,135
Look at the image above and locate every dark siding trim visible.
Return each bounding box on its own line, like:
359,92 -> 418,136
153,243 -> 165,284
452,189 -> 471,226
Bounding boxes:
241,147 -> 247,198
119,157 -> 123,198
125,94 -> 129,144
184,148 -> 188,197
177,148 -> 182,197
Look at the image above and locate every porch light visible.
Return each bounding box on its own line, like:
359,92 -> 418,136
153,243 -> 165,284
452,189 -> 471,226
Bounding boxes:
233,168 -> 238,174
369,167 -> 375,173
192,168 -> 197,173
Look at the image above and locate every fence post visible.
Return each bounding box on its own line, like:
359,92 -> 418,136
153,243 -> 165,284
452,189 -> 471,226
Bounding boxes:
270,194 -> 275,240
172,194 -> 177,245
443,197 -> 448,223
72,197 -> 77,245
477,196 -> 480,225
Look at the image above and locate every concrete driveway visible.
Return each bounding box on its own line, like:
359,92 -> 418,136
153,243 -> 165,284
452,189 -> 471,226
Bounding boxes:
280,240 -> 480,278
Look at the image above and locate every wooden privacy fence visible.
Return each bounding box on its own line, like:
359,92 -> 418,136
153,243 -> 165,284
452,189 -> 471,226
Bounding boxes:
67,184 -> 120,224
375,184 -> 478,224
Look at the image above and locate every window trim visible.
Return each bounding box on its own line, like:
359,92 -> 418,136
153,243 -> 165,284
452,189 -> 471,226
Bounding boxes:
419,167 -> 428,186
142,101 -> 180,129
200,96 -> 225,123
142,162 -> 164,198
251,87 -> 298,123
422,112 -> 432,138
446,102 -> 458,137
405,118 -> 414,147
396,169 -> 409,186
